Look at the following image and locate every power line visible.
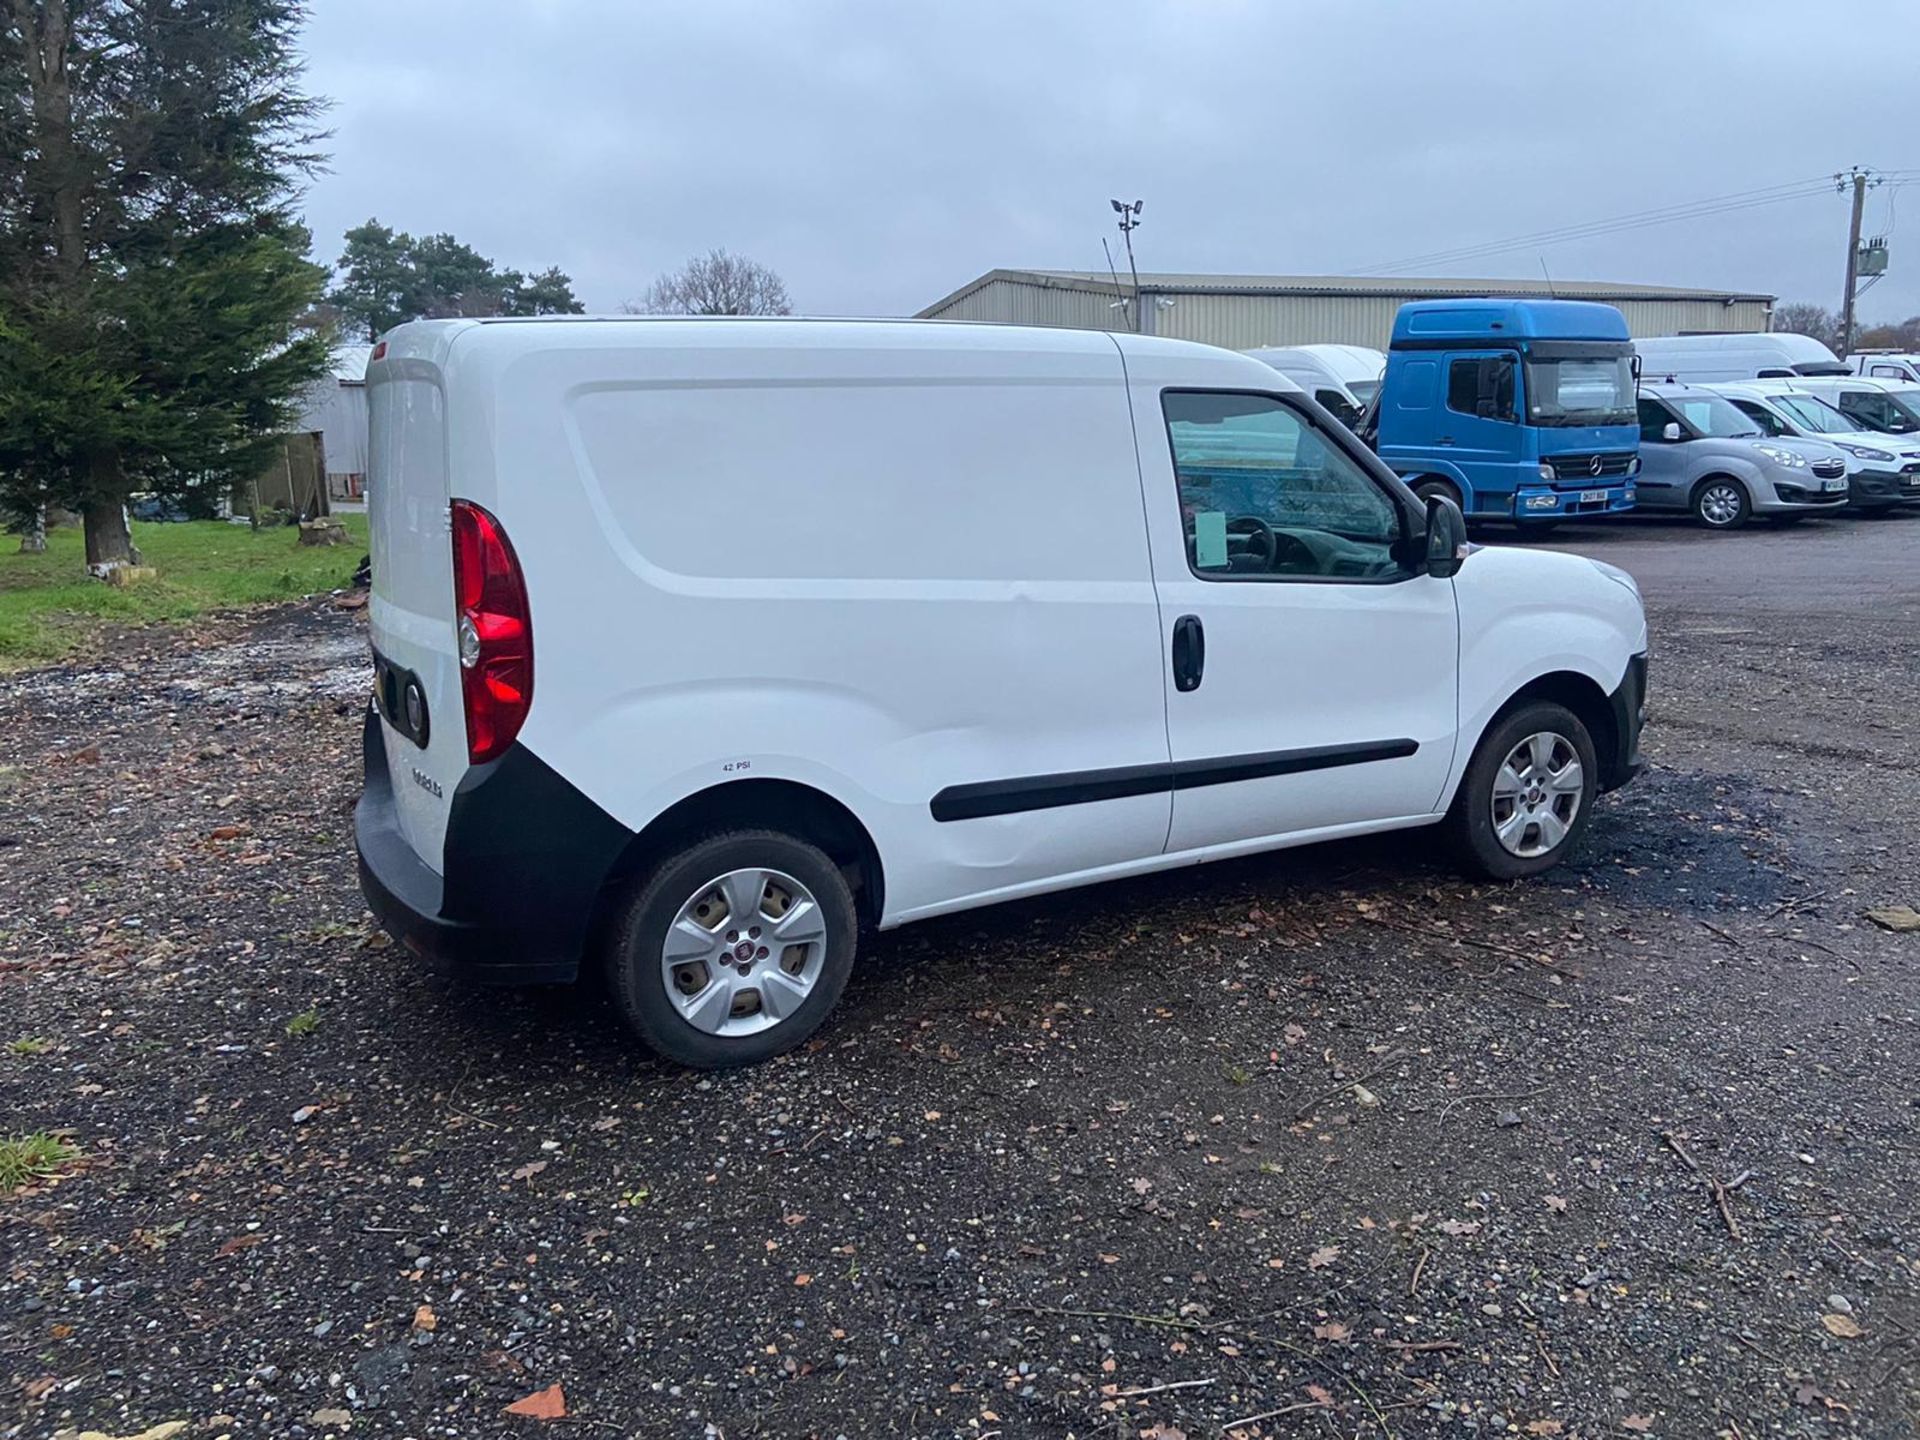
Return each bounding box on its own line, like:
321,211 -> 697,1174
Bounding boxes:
1354,176 -> 1835,276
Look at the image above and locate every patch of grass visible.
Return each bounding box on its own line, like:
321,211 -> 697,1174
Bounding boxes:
1225,1063 -> 1251,1086
6,1037 -> 51,1056
0,516 -> 368,669
285,1007 -> 320,1038
0,1133 -> 78,1193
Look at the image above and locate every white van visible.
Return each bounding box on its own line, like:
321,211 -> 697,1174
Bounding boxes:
1290,343 -> 1386,404
356,318 -> 1648,1068
1635,332 -> 1852,382
1778,374 -> 1920,438
1245,347 -> 1366,427
1849,351 -> 1920,384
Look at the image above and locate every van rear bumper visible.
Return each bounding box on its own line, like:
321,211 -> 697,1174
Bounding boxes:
353,705 -> 635,985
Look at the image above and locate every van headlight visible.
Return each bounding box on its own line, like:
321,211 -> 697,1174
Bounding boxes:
1755,444 -> 1806,468
1839,442 -> 1892,462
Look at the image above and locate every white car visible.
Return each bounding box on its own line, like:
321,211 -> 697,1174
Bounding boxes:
356,317 -> 1648,1068
1850,351 -> 1920,384
1707,381 -> 1920,511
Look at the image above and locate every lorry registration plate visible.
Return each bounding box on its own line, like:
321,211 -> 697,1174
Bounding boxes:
1580,489 -> 1609,504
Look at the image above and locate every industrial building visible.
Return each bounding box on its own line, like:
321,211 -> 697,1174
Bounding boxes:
916,270 -> 1776,349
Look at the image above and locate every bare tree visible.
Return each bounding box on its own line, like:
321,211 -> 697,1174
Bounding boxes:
627,249 -> 792,316
1773,302 -> 1843,352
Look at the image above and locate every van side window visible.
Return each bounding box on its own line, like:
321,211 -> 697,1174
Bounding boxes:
1162,392 -> 1405,582
1446,356 -> 1517,422
1637,397 -> 1678,441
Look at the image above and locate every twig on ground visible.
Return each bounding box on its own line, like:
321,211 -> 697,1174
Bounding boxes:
1362,912 -> 1585,979
1725,1169 -> 1754,1191
1436,1087 -> 1542,1125
1709,1175 -> 1743,1241
1699,919 -> 1740,949
1408,1246 -> 1430,1298
1662,1130 -> 1701,1172
1375,1338 -> 1461,1354
1219,1399 -> 1328,1428
1534,1331 -> 1560,1378
1009,1303 -> 1197,1332
1291,1049 -> 1407,1120
1106,1377 -> 1214,1398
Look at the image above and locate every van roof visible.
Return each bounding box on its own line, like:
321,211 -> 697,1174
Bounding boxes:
369,314 -> 1305,392
1390,298 -> 1631,346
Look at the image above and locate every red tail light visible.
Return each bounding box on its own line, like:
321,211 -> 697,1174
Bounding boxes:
450,500 -> 532,765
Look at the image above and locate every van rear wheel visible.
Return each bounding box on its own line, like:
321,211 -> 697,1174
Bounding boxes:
607,830 -> 858,1069
1445,701 -> 1598,881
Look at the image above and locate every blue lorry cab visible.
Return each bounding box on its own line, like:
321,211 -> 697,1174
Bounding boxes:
1368,299 -> 1641,524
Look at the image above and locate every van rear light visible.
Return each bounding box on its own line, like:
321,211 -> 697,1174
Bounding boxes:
450,500 -> 532,764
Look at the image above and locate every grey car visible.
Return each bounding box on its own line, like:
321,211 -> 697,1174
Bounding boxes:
1635,384 -> 1851,530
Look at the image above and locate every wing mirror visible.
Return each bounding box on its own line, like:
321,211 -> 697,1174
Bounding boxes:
1423,493 -> 1468,578
1661,421 -> 1683,442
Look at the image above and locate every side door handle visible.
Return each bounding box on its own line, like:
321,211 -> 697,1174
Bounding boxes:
1171,614 -> 1205,692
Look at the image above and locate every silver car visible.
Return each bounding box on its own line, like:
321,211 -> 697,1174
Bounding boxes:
1635,384 -> 1850,529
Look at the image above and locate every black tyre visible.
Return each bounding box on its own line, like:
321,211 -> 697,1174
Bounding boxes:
1412,477 -> 1463,509
1690,477 -> 1750,530
1445,701 -> 1598,881
606,829 -> 858,1069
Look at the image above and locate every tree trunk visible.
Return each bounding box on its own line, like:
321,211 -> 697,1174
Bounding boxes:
18,504 -> 48,553
83,501 -> 139,571
11,0 -> 86,281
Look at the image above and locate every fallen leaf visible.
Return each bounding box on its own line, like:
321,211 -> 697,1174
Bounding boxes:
413,1304 -> 437,1332
793,1273 -> 813,1286
1621,1415 -> 1654,1433
510,1159 -> 549,1182
310,1410 -> 353,1429
1437,1218 -> 1482,1236
1821,1312 -> 1864,1338
1865,905 -> 1920,932
1544,1195 -> 1568,1214
1283,1023 -> 1306,1046
1306,1382 -> 1333,1406
216,1233 -> 263,1258
1307,1245 -> 1341,1270
1525,1422 -> 1565,1436
1312,1320 -> 1352,1341
208,823 -> 250,841
1138,1425 -> 1187,1440
1131,1177 -> 1153,1195
503,1383 -> 567,1420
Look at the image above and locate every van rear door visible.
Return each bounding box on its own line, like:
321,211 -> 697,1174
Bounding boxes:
365,326 -> 471,871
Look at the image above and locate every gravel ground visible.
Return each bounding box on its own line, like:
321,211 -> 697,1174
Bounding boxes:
2,516 -> 1917,1440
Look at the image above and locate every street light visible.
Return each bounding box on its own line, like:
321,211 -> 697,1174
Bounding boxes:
1111,199 -> 1143,333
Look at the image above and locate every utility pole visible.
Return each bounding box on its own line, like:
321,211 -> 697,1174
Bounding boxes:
1837,166 -> 1880,357
1111,199 -> 1143,333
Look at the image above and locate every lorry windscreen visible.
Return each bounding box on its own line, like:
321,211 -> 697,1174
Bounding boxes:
1524,349 -> 1636,427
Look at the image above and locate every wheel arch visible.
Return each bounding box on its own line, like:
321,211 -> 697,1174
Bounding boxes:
591,778 -> 887,943
1479,670 -> 1618,784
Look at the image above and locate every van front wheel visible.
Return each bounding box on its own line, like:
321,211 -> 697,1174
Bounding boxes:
608,830 -> 858,1069
1445,701 -> 1598,881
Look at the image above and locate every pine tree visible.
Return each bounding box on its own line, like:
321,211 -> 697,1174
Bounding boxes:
0,0 -> 331,572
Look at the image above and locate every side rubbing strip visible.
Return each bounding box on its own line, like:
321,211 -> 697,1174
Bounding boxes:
929,740 -> 1418,822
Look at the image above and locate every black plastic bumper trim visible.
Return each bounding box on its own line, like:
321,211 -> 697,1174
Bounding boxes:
930,739 -> 1420,822
1601,652 -> 1648,793
353,705 -> 634,985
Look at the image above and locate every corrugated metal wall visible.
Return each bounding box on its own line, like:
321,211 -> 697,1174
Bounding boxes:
929,281 -> 1772,349
927,277 -> 1129,331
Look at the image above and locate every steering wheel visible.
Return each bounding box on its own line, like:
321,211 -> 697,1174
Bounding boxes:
1225,515 -> 1277,569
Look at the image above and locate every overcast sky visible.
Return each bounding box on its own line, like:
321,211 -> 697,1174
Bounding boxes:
298,1 -> 1920,324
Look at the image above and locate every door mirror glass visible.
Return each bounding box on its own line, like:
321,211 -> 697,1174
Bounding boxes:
1423,493 -> 1468,579
1661,421 -> 1683,443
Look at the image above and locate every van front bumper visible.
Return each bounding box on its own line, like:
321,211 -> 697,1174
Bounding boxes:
353,705 -> 634,986
1844,466 -> 1920,508
1600,653 -> 1648,793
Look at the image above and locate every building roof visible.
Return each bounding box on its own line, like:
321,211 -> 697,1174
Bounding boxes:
919,268 -> 1776,316
330,343 -> 376,383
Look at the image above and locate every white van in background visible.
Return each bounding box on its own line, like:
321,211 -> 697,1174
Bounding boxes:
1780,374 -> 1920,437
1245,347 -> 1366,427
1849,351 -> 1920,384
356,317 -> 1647,1068
1292,343 -> 1386,404
1635,332 -> 1852,382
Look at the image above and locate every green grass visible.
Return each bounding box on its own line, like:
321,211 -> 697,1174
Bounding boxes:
285,1007 -> 320,1037
6,1037 -> 51,1056
0,1132 -> 78,1193
0,515 -> 368,668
